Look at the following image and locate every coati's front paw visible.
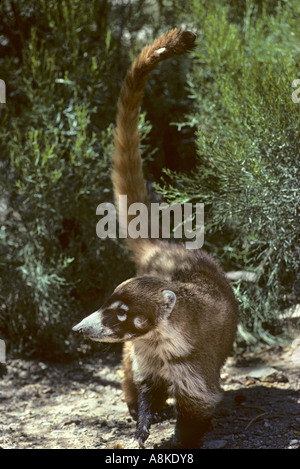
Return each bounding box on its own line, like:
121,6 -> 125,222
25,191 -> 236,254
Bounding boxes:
136,424 -> 150,449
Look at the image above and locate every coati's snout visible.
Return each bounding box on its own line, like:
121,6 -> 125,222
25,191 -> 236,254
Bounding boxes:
72,310 -> 121,343
72,277 -> 177,343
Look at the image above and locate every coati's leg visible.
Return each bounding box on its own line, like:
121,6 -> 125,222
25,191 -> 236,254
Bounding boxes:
136,377 -> 169,448
122,342 -> 139,420
123,342 -> 169,425
135,378 -> 153,447
173,396 -> 215,449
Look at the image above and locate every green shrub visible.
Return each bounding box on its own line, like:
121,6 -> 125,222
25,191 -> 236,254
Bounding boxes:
1,0 -> 298,357
0,0 -> 139,358
159,0 -> 300,345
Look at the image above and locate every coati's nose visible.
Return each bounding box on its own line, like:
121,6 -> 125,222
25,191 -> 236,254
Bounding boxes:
72,316 -> 90,334
72,311 -> 102,337
72,322 -> 83,333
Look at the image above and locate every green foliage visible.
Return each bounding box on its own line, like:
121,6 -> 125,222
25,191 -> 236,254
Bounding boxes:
159,0 -> 300,345
0,0 -> 154,358
1,0 -> 298,358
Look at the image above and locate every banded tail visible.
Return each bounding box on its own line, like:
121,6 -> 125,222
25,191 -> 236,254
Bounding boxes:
111,28 -> 196,259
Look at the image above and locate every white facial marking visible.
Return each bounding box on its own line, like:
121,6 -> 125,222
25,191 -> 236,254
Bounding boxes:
117,313 -> 127,322
110,300 -> 129,312
134,316 -> 148,329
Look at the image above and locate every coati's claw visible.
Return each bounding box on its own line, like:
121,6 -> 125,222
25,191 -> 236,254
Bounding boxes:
137,437 -> 145,449
136,425 -> 150,449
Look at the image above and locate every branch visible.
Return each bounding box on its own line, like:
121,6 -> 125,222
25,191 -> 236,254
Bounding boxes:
226,271 -> 257,282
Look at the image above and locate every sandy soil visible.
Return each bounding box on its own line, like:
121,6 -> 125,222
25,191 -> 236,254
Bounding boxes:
0,336 -> 299,450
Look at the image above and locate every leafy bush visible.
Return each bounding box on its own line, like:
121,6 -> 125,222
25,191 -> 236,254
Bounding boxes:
1,0 -> 298,358
0,0 -> 132,358
159,0 -> 300,345
0,0 -> 192,359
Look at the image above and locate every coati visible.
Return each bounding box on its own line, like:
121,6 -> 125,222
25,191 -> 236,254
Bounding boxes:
72,28 -> 238,449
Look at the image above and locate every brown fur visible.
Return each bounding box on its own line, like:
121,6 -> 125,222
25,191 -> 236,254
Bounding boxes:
73,29 -> 238,449
120,247 -> 238,433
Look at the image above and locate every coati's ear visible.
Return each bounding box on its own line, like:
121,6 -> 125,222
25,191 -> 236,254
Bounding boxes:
160,290 -> 176,318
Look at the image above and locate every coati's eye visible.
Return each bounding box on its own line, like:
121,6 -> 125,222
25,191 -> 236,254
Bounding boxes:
116,302 -> 129,322
108,301 -> 129,324
117,313 -> 127,322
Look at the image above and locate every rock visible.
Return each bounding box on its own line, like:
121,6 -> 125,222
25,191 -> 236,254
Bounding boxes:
246,365 -> 288,383
204,439 -> 227,449
106,421 -> 115,428
247,365 -> 278,379
288,439 -> 300,449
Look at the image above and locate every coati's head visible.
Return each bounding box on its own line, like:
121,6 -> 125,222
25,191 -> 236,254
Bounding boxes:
72,276 -> 176,343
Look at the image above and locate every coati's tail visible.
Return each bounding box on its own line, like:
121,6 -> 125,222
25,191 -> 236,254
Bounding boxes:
112,28 -> 196,258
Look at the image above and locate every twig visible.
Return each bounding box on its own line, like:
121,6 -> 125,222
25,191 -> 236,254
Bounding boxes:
245,412 -> 268,431
226,271 -> 257,282
241,405 -> 267,413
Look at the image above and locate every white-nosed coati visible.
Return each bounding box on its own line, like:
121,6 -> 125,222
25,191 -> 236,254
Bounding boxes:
73,29 -> 238,449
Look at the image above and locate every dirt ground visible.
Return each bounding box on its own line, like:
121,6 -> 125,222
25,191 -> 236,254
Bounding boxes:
0,334 -> 299,450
